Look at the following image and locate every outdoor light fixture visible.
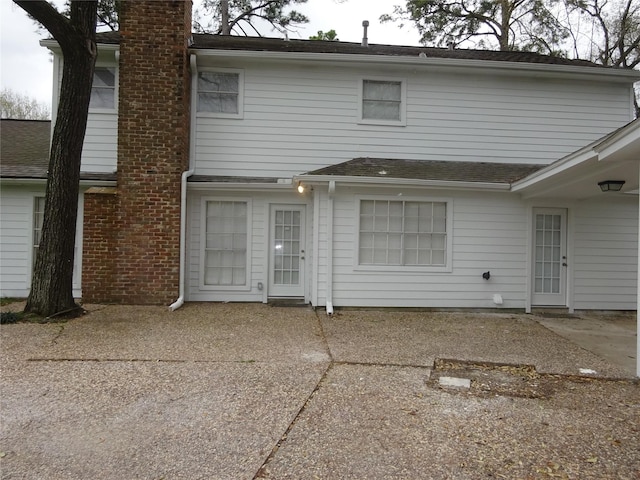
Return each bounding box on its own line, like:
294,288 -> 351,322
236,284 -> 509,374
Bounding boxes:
597,180 -> 625,192
297,183 -> 305,194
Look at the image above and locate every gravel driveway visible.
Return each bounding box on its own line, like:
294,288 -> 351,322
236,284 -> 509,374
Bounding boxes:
1,303 -> 638,479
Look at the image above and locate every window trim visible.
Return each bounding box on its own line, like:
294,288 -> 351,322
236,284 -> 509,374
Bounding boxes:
196,68 -> 244,119
353,195 -> 453,273
199,197 -> 252,291
357,76 -> 407,126
89,64 -> 118,113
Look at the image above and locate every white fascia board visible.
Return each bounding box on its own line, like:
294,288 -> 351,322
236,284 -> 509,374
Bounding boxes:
594,119 -> 640,161
0,178 -> 116,187
294,174 -> 511,191
192,49 -> 640,83
187,181 -> 296,191
511,149 -> 598,191
40,39 -> 119,54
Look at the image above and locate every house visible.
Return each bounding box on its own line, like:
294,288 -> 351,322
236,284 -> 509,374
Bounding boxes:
0,0 -> 638,317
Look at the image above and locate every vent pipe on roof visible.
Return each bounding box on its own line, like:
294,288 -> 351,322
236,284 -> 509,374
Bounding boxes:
362,20 -> 369,47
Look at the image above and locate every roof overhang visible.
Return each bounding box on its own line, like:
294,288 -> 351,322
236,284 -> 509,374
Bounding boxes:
191,48 -> 640,83
294,174 -> 511,191
512,119 -> 640,199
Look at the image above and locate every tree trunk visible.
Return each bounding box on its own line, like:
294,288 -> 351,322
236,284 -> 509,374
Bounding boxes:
15,0 -> 98,318
220,0 -> 231,35
499,0 -> 511,51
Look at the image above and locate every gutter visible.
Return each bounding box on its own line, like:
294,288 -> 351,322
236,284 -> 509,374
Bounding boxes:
169,54 -> 198,311
191,49 -> 640,83
294,174 -> 512,191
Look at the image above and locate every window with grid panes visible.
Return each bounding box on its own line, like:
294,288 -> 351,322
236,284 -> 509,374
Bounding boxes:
204,201 -> 248,286
33,196 -> 45,268
197,71 -> 240,114
89,67 -> 116,109
359,200 -> 447,266
361,79 -> 403,122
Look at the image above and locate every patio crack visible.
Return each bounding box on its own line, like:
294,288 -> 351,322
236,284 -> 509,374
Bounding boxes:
253,309 -> 335,479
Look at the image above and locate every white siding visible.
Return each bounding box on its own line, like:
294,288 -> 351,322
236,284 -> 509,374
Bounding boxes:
572,197 -> 638,310
326,187 -> 528,309
53,52 -> 118,174
81,113 -> 118,173
0,185 -> 84,299
194,60 -> 634,178
186,188 -> 312,302
0,187 -> 38,297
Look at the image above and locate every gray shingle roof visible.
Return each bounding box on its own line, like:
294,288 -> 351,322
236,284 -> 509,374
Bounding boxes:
94,32 -> 605,68
301,158 -> 545,184
1,119 -> 50,178
0,119 -> 115,181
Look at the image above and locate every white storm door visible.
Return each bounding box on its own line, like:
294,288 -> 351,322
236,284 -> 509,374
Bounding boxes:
269,205 -> 305,297
532,208 -> 567,306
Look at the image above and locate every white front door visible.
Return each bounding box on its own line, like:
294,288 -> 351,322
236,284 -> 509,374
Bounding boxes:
532,208 -> 567,306
269,205 -> 305,298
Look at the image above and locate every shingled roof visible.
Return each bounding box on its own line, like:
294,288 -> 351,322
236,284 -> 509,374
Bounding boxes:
0,119 -> 115,181
301,158 -> 545,185
0,119 -> 51,178
94,32 -> 603,69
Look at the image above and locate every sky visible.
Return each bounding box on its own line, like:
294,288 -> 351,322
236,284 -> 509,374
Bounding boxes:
0,0 -> 421,111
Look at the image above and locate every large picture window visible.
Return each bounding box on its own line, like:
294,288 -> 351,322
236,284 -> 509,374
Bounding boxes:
203,200 -> 248,286
197,70 -> 242,116
359,200 -> 448,267
360,78 -> 406,125
89,67 -> 116,110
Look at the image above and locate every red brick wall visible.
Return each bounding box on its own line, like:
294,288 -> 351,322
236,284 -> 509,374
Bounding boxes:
82,188 -> 119,303
82,0 -> 192,304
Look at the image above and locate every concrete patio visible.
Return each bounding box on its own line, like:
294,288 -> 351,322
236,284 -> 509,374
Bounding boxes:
1,303 -> 638,479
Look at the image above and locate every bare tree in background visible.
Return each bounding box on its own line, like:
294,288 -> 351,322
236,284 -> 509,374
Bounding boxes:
194,0 -> 308,35
1,88 -> 50,120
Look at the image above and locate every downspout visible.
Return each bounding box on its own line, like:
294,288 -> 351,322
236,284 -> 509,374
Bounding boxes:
325,180 -> 336,315
169,54 -> 198,311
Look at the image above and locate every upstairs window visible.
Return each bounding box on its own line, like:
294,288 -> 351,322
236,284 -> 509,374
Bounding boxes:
197,70 -> 243,118
360,79 -> 406,125
359,199 -> 449,268
90,67 -> 116,110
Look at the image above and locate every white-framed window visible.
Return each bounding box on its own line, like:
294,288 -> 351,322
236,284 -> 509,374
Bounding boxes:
32,196 -> 45,268
197,69 -> 244,118
359,78 -> 406,125
357,198 -> 451,270
89,66 -> 117,110
201,199 -> 251,289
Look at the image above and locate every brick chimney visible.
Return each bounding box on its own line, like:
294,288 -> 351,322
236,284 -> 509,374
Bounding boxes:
83,0 -> 192,304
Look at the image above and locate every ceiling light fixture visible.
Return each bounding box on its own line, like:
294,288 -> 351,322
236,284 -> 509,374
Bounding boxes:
597,180 -> 625,192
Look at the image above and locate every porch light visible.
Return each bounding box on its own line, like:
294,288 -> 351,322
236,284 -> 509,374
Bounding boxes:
597,180 -> 625,192
297,182 -> 305,194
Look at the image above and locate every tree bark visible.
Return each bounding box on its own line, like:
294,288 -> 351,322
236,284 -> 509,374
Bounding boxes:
220,0 -> 231,34
15,0 -> 97,318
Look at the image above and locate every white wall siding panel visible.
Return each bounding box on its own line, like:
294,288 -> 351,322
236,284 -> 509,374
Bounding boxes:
328,188 -> 528,308
572,198 -> 638,310
194,62 -> 633,178
0,186 -> 85,299
186,189 -> 312,302
0,187 -> 37,297
81,113 -> 118,173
